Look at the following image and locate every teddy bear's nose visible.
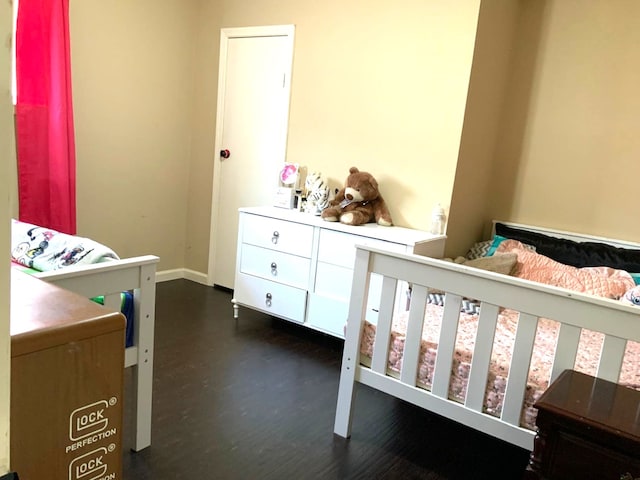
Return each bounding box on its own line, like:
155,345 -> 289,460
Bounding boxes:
345,193 -> 353,201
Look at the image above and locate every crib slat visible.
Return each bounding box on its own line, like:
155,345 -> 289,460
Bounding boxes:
550,323 -> 581,383
400,285 -> 428,385
465,303 -> 500,411
501,313 -> 538,425
432,293 -> 462,398
597,334 -> 626,383
335,248 -> 373,438
371,276 -> 399,374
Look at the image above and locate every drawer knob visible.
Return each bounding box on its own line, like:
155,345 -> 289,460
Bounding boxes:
272,231 -> 280,244
271,262 -> 278,275
265,292 -> 272,307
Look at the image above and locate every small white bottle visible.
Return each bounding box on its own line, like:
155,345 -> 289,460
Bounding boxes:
430,204 -> 446,235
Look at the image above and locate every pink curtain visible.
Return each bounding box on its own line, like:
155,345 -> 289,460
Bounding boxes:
15,0 -> 77,234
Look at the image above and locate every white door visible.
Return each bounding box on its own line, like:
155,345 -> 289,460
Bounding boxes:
208,25 -> 295,289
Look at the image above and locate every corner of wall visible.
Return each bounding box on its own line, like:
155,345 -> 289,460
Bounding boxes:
447,0 -> 524,256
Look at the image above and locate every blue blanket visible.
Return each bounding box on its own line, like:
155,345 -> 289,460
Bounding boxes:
93,292 -> 135,348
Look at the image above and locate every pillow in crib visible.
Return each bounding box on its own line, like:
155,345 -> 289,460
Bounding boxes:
427,253 -> 518,314
465,240 -> 493,260
463,252 -> 518,276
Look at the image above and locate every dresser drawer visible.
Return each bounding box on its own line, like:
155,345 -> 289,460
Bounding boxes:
317,229 -> 406,268
307,293 -> 348,337
239,244 -> 310,289
307,291 -> 382,337
242,214 -> 314,257
234,273 -> 307,323
314,263 -> 352,300
314,262 -> 383,324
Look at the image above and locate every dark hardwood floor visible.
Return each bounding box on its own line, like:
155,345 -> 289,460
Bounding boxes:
122,279 -> 530,479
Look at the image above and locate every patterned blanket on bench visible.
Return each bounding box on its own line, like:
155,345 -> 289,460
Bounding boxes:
11,219 -> 119,271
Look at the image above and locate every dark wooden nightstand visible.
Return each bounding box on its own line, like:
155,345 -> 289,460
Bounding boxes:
524,369 -> 640,480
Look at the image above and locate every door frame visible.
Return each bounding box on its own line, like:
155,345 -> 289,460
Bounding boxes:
207,24 -> 295,286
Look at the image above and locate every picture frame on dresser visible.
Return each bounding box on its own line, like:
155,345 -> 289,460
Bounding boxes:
232,206 -> 446,338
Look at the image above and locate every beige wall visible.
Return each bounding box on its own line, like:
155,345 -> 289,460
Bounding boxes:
70,0 -> 483,273
446,0 -> 523,257
489,0 -> 640,243
1,0 -> 12,471
58,0 -> 640,274
282,0 -> 481,231
187,0 -> 482,271
184,0 -> 223,272
70,0 -> 199,270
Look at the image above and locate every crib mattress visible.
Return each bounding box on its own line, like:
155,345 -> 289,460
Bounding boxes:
359,303 -> 640,430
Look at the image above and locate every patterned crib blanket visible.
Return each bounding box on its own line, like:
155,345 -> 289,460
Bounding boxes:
11,219 -> 119,271
360,306 -> 640,431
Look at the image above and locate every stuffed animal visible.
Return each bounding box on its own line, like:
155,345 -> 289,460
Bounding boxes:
621,285 -> 640,306
321,166 -> 393,226
303,171 -> 330,215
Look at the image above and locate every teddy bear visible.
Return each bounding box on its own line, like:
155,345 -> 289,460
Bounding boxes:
321,166 -> 393,226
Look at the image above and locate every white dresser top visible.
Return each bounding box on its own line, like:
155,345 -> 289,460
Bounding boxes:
239,206 -> 445,247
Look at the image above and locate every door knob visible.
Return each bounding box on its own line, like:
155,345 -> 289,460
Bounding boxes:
220,149 -> 230,159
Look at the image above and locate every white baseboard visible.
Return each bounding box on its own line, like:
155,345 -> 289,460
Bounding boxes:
155,269 -> 183,283
156,268 -> 210,286
184,269 -> 209,285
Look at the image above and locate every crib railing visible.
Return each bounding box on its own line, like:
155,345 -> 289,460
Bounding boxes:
334,245 -> 640,450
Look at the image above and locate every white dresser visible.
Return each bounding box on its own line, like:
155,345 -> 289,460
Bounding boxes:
232,206 -> 445,338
